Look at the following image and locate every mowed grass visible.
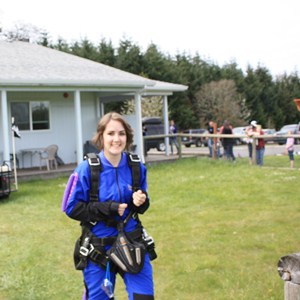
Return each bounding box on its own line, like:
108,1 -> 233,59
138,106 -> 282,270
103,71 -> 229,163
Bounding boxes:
0,155 -> 299,299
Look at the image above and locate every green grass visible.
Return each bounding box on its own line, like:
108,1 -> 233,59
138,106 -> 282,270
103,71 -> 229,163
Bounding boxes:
0,155 -> 299,299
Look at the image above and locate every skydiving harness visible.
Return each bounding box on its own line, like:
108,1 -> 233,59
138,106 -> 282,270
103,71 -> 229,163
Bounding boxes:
74,152 -> 156,274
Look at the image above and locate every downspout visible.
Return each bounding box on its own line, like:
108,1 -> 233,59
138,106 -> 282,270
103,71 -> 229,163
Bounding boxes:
100,101 -> 105,117
74,90 -> 83,165
134,93 -> 145,163
1,90 -> 10,165
163,95 -> 170,156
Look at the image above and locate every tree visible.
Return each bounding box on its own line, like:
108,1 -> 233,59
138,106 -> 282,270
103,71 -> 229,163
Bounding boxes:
195,79 -> 248,127
244,66 -> 276,127
96,38 -> 116,66
115,38 -> 143,75
69,38 -> 98,61
273,73 -> 300,128
2,22 -> 43,43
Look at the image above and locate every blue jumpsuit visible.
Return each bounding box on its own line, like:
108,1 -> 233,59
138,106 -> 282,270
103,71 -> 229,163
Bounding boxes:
62,151 -> 154,300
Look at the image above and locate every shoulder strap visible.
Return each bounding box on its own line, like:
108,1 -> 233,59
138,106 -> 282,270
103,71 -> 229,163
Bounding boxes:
124,153 -> 142,226
85,153 -> 102,202
127,153 -> 141,191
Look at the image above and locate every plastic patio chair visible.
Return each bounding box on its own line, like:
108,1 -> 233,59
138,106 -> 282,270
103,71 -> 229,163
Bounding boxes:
39,144 -> 58,171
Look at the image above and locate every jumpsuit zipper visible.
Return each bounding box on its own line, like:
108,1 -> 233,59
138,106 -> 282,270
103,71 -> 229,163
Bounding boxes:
115,168 -> 122,203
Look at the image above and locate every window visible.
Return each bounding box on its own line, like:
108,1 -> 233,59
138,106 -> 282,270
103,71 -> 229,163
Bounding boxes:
11,101 -> 50,130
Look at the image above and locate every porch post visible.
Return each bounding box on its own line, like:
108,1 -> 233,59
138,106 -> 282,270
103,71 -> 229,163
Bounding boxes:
134,93 -> 145,163
162,95 -> 170,156
1,89 -> 10,165
74,90 -> 83,165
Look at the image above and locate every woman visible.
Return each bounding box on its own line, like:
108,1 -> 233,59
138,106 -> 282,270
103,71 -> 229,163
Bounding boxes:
245,122 -> 255,165
62,112 -> 154,300
285,130 -> 295,168
221,120 -> 236,162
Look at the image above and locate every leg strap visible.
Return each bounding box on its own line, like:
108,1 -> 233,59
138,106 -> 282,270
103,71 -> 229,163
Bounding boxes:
133,293 -> 154,300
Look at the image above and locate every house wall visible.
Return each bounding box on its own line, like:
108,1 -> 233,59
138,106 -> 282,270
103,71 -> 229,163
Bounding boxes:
0,91 -> 99,168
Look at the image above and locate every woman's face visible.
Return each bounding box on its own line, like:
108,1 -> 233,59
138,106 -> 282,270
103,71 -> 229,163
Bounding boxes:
103,119 -> 127,157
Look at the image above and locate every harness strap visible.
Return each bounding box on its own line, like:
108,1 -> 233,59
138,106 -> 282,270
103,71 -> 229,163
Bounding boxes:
127,153 -> 141,192
85,153 -> 102,202
86,152 -> 140,201
78,152 -> 143,272
90,226 -> 142,247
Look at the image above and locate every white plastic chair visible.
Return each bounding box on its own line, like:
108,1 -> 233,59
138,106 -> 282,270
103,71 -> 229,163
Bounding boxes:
39,144 -> 58,171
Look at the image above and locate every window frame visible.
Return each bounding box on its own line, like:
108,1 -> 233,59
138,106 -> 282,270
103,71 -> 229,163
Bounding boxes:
11,100 -> 51,131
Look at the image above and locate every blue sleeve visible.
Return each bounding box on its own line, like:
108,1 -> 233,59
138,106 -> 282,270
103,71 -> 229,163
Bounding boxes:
62,161 -> 119,223
62,161 -> 91,216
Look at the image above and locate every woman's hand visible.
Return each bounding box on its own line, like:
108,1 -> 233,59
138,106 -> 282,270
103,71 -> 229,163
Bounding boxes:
132,190 -> 146,207
118,203 -> 128,216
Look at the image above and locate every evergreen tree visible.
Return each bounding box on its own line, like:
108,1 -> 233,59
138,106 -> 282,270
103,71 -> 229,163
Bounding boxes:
115,39 -> 143,75
96,38 -> 116,66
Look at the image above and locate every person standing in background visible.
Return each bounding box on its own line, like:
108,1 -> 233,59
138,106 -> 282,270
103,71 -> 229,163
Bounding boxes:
169,119 -> 179,155
221,120 -> 235,162
285,131 -> 295,168
245,122 -> 255,165
250,120 -> 265,166
207,121 -> 220,158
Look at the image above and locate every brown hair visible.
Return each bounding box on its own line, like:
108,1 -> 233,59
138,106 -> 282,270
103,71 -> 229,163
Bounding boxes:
91,112 -> 134,152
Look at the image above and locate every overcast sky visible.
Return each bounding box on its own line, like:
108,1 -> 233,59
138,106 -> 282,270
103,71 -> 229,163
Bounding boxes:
1,0 -> 300,76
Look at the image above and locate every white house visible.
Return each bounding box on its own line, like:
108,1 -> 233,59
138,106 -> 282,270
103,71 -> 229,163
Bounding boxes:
0,41 -> 187,168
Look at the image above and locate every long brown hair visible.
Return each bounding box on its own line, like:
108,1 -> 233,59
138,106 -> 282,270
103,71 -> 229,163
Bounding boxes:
91,112 -> 134,151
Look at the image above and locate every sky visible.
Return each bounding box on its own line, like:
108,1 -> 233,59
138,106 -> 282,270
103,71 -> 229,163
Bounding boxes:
1,0 -> 300,76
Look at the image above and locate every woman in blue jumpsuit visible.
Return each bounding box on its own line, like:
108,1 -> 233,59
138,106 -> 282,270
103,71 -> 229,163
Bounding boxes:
62,112 -> 154,300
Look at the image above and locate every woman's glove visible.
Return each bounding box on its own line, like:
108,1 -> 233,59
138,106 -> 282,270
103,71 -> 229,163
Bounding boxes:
132,190 -> 149,214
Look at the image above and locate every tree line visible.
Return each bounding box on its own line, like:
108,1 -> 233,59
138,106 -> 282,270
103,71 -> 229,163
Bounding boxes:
3,24 -> 300,131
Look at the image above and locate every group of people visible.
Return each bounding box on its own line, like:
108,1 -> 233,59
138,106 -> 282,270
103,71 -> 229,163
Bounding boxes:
171,118 -> 296,168
207,120 -> 237,162
208,119 -> 296,168
244,120 -> 266,166
208,119 -> 266,166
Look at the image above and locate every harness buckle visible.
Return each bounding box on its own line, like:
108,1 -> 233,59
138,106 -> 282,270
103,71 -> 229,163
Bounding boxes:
128,154 -> 141,163
79,243 -> 94,257
79,245 -> 89,256
88,157 -> 101,166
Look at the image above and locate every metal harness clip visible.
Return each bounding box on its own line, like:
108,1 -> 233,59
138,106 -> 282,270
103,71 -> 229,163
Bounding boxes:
128,154 -> 141,163
79,237 -> 95,256
88,157 -> 101,166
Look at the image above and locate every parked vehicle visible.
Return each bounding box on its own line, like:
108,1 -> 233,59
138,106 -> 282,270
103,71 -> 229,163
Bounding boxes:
232,127 -> 247,145
142,117 -> 166,152
181,129 -> 208,147
274,124 -> 300,145
262,128 -> 276,143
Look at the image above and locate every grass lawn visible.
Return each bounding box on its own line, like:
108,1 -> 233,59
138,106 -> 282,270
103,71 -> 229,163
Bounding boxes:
0,155 -> 299,299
